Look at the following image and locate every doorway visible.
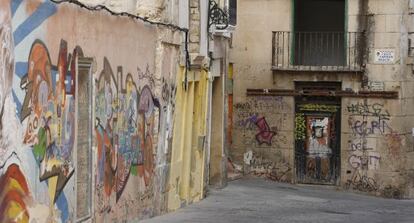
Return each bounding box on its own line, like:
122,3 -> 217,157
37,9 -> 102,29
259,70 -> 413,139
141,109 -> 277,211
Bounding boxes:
210,75 -> 225,187
294,82 -> 341,185
293,0 -> 346,66
76,57 -> 93,221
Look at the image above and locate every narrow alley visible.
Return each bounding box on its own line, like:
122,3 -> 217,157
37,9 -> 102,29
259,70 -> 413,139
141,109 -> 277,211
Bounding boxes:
142,177 -> 414,223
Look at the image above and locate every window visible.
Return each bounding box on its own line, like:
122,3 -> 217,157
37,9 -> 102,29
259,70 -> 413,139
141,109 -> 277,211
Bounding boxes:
228,0 -> 237,26
293,0 -> 346,66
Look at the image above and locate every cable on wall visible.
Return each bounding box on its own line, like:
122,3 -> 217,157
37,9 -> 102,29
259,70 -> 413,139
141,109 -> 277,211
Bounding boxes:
49,0 -> 192,90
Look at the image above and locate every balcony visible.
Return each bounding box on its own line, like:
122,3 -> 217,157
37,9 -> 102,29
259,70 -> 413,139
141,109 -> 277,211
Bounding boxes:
272,31 -> 365,72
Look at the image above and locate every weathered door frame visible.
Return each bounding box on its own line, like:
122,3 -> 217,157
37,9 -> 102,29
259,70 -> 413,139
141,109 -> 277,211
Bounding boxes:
294,82 -> 342,185
75,57 -> 94,222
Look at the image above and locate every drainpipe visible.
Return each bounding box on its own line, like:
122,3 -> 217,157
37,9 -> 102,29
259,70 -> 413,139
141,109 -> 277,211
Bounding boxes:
358,0 -> 370,89
204,71 -> 213,193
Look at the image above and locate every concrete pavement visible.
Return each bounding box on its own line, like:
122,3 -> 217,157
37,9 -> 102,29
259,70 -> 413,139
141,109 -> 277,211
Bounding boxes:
141,177 -> 414,223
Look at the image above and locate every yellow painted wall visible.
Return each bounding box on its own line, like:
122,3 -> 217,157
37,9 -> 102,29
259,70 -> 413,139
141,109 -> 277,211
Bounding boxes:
167,67 -> 209,211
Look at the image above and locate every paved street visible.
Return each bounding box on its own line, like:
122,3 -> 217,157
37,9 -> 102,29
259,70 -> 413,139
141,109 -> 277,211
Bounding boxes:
142,177 -> 414,223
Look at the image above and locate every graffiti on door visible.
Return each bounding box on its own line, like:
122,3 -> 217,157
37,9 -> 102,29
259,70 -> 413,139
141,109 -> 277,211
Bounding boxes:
295,102 -> 340,185
305,116 -> 333,181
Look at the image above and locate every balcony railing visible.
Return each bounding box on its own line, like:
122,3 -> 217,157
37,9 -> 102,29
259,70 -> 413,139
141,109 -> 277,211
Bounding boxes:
272,31 -> 364,72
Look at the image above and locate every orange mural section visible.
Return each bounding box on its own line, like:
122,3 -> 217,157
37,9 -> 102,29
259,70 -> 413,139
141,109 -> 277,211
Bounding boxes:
0,164 -> 31,223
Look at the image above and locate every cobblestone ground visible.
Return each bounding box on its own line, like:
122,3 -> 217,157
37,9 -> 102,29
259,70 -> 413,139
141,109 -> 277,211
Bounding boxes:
141,177 -> 414,223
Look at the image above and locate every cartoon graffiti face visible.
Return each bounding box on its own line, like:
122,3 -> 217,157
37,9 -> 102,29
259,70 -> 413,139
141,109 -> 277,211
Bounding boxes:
307,117 -> 332,157
28,44 -> 53,110
311,119 -> 328,139
22,42 -> 53,145
314,126 -> 324,138
19,40 -> 76,206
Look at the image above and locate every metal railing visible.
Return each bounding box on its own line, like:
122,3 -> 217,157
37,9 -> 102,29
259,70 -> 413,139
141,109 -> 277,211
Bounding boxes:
272,31 -> 364,72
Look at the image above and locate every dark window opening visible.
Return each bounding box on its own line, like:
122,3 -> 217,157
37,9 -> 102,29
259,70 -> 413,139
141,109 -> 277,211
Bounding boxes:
294,0 -> 346,66
229,0 -> 237,26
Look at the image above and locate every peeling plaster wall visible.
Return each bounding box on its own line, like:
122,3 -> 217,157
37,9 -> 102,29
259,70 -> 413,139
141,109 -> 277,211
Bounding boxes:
230,0 -> 414,198
349,0 -> 414,198
0,0 -> 182,222
78,0 -> 137,13
167,69 -> 210,212
230,0 -> 296,184
78,0 -> 177,24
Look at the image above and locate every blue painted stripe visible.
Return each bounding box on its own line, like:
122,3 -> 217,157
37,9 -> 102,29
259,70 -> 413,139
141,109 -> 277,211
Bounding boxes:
11,0 -> 24,17
65,72 -> 72,92
15,62 -> 28,78
12,90 -> 22,116
43,181 -> 69,222
56,193 -> 69,223
13,2 -> 57,46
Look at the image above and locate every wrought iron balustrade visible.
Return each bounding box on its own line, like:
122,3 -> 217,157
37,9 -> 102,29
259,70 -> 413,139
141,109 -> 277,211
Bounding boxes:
209,0 -> 229,30
272,31 -> 364,72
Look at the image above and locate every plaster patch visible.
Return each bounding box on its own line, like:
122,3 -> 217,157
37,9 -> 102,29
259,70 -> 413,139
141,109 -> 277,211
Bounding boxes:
244,150 -> 253,165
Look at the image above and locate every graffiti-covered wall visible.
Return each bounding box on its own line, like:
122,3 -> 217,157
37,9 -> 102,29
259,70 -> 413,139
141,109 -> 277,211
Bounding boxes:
0,0 -> 180,222
232,96 -> 294,182
230,0 -> 414,199
342,98 -> 407,198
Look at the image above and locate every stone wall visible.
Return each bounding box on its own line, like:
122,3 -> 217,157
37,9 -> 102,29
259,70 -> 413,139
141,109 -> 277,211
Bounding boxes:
230,0 -> 414,198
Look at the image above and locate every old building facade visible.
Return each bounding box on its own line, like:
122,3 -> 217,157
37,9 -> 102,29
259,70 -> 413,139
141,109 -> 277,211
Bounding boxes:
230,0 -> 414,199
3,0 -> 413,222
0,0 -> 233,222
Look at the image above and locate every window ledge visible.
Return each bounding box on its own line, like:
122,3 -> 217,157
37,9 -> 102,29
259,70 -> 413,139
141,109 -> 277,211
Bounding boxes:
271,65 -> 364,73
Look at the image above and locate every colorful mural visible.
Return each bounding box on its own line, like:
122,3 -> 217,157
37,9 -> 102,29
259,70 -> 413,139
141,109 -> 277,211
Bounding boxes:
0,164 -> 31,223
95,58 -> 160,210
0,0 -> 177,221
19,39 -> 78,205
0,2 -> 31,223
